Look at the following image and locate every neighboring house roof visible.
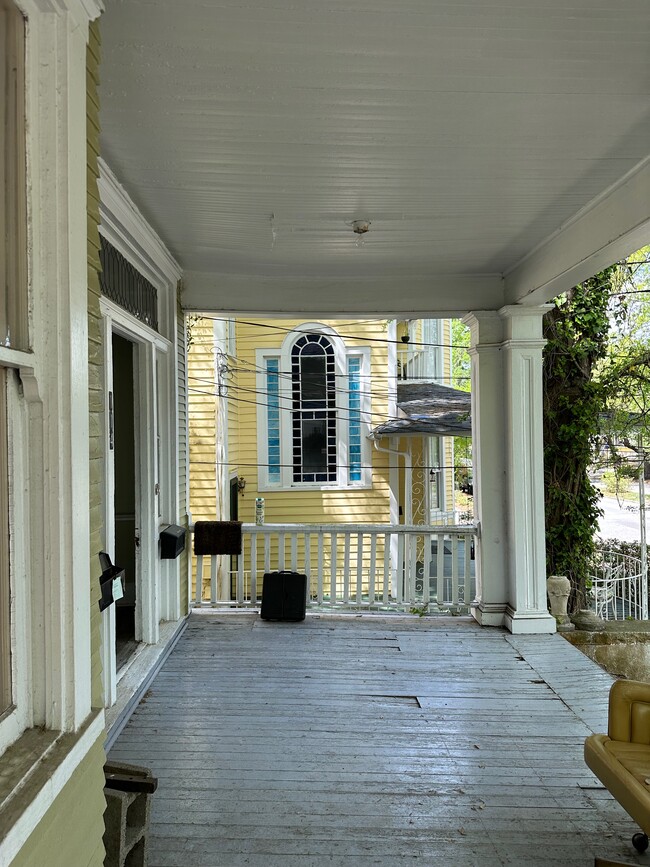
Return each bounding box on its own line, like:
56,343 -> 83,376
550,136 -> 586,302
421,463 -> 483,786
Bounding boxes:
369,383 -> 472,439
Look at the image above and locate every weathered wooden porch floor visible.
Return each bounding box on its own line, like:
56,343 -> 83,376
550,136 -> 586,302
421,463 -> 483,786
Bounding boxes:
110,613 -> 646,866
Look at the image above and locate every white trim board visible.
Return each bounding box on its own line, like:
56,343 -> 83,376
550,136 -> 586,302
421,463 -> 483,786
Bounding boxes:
98,159 -> 181,292
100,297 -> 171,353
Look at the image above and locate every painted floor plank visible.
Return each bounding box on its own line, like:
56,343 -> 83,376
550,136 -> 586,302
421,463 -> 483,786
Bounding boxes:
110,613 -> 645,866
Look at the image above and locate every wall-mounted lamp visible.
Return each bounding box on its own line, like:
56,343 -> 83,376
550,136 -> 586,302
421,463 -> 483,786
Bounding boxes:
237,476 -> 246,496
429,468 -> 439,483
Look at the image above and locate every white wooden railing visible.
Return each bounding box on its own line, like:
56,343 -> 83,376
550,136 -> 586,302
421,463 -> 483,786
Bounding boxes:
397,346 -> 440,382
190,523 -> 477,613
589,550 -> 647,621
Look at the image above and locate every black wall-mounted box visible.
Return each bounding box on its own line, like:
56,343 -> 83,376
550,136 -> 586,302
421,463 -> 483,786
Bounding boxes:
159,524 -> 187,559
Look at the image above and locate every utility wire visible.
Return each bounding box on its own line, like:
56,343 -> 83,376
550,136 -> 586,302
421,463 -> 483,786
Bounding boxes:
199,314 -> 470,350
188,386 -> 404,426
190,348 -> 470,392
189,371 -> 469,405
191,460 -> 471,470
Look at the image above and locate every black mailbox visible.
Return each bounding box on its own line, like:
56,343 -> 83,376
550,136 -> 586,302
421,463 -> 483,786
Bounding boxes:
98,551 -> 126,612
159,524 -> 186,559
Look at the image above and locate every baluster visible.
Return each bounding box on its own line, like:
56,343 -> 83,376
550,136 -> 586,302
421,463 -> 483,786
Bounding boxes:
396,533 -> 404,605
264,533 -> 271,574
343,533 -> 351,604
436,533 -> 445,605
383,532 -> 391,605
210,555 -> 217,606
451,535 -> 459,606
195,554 -> 203,606
304,533 -> 311,605
356,532 -> 363,605
424,531 -> 432,605
464,533 -> 472,603
291,533 -> 298,571
330,532 -> 338,605
237,546 -> 244,604
250,533 -> 257,605
407,533 -> 417,603
317,531 -> 324,605
369,532 -> 377,606
278,532 -> 286,571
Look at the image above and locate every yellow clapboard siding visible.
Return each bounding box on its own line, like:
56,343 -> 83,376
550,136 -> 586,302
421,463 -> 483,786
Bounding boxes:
226,318 -> 390,528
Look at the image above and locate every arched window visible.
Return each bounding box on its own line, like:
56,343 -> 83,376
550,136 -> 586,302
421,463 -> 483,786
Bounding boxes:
257,325 -> 370,489
290,333 -> 337,483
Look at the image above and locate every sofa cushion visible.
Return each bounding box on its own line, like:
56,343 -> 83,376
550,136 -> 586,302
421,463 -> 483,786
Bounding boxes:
606,740 -> 650,788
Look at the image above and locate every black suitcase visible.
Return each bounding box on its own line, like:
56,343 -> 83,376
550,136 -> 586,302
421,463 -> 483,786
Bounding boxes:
261,570 -> 307,621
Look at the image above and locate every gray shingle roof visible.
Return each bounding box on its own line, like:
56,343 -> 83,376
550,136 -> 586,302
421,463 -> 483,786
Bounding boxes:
369,382 -> 472,439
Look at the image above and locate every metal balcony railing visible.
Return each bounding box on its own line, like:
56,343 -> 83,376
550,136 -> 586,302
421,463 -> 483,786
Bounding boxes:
589,550 -> 647,620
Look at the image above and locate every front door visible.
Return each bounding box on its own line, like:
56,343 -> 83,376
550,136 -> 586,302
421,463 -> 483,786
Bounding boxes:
112,333 -> 139,670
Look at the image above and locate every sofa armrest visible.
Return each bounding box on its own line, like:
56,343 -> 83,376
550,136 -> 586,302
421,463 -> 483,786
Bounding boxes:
609,680 -> 650,745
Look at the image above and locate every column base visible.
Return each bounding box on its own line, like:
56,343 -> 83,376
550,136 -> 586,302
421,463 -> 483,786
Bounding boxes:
471,602 -> 507,627
504,606 -> 557,634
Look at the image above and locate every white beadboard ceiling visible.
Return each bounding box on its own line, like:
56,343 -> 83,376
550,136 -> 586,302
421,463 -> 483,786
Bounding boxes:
99,0 -> 650,315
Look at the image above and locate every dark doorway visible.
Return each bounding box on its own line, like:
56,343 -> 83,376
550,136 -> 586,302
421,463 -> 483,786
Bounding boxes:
113,334 -> 139,669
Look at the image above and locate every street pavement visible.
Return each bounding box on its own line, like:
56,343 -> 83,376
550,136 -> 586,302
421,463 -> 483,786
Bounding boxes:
596,494 -> 646,542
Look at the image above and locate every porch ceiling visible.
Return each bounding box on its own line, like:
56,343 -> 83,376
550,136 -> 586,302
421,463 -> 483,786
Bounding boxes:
99,1 -> 650,316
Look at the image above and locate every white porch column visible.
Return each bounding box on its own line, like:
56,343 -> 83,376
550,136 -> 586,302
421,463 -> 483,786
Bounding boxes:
500,306 -> 555,634
463,312 -> 508,626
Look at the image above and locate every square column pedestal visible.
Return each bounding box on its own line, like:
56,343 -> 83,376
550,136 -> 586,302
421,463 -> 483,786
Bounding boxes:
464,306 -> 556,634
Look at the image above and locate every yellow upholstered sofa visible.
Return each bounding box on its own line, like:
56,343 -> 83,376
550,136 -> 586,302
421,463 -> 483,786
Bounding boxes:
585,679 -> 650,856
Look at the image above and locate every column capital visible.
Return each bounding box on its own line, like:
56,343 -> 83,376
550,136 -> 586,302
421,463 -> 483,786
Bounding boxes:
462,310 -> 503,347
499,304 -> 553,342
20,0 -> 104,32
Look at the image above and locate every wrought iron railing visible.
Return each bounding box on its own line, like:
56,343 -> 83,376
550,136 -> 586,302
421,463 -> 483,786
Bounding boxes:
588,550 -> 647,620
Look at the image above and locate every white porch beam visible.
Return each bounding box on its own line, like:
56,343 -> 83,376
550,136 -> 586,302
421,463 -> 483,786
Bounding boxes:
182,272 -> 505,319
505,156 -> 650,307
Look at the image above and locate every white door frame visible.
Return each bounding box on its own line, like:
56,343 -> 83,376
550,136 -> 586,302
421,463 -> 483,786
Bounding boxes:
98,159 -> 183,706
100,298 -> 170,706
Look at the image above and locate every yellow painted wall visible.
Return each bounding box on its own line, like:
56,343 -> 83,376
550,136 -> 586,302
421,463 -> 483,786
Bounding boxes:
229,318 -> 391,526
188,317 -> 218,522
10,734 -> 107,867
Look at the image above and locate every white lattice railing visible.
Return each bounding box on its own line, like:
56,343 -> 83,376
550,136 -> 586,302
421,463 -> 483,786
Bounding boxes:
190,523 -> 477,613
589,550 -> 647,621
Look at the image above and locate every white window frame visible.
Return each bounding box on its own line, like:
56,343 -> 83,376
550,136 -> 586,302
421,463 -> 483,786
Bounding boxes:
0,369 -> 30,752
1,1 -> 104,860
255,324 -> 372,491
